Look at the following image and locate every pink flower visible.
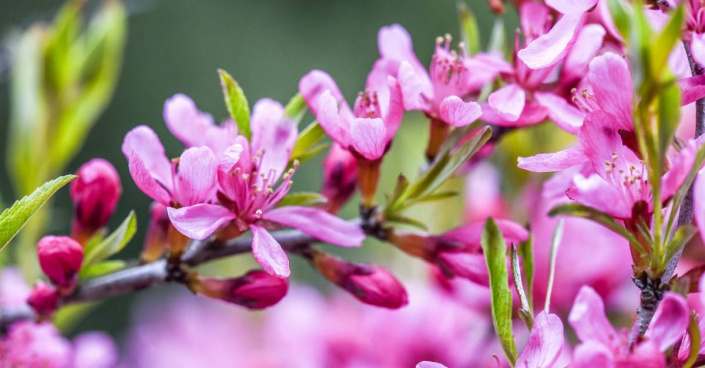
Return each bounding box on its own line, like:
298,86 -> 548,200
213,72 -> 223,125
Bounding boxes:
569,286 -> 689,367
299,67 -> 403,161
37,236 -> 84,290
189,270 -> 288,309
0,321 -> 72,368
70,158 -> 122,243
515,311 -> 565,368
27,281 -> 59,316
321,143 -> 357,214
368,24 -> 502,127
72,332 -> 119,368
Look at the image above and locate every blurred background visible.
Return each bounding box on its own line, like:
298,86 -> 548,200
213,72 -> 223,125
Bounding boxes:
0,0 -> 528,361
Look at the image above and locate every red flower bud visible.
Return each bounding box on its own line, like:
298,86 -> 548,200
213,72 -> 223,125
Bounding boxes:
322,143 -> 357,213
140,203 -> 170,263
310,249 -> 408,309
27,281 -> 59,316
188,270 -> 288,309
38,236 -> 84,289
70,159 -> 122,243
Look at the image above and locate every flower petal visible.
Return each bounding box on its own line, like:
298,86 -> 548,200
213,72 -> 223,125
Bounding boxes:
250,225 -> 290,278
441,220 -> 529,249
646,292 -> 689,352
122,126 -> 172,189
317,90 -> 352,147
167,204 -> 236,240
163,94 -> 214,148
174,147 -> 218,207
546,0 -> 597,14
251,98 -> 298,183
439,96 -> 482,127
299,70 -> 353,122
570,341 -> 614,368
398,61 -> 427,110
692,33 -> 705,69
263,206 -> 365,247
416,362 -> 447,368
127,152 -> 172,205
680,74 -> 705,106
518,146 -> 587,173
518,13 -> 583,69
567,174 -> 631,219
534,92 -> 585,134
563,24 -> 606,84
697,170 -> 705,247
384,76 -> 404,140
516,311 -> 564,368
437,252 -> 490,285
568,286 -> 619,346
662,139 -> 699,201
350,118 -> 386,160
588,53 -> 634,131
488,84 -> 526,122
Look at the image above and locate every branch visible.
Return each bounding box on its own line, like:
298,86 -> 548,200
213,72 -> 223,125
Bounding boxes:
0,228 -> 320,330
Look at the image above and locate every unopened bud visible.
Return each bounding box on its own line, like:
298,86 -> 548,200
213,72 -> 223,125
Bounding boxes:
140,203 -> 170,263
37,236 -> 84,290
322,143 -> 357,213
27,281 -> 59,316
188,270 -> 288,309
310,249 -> 408,309
70,159 -> 122,243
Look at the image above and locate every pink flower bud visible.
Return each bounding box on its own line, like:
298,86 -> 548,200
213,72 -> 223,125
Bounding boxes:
322,143 -> 357,213
70,158 -> 122,243
38,236 -> 84,289
140,203 -> 170,263
27,281 -> 59,316
310,249 -> 408,309
189,270 -> 288,309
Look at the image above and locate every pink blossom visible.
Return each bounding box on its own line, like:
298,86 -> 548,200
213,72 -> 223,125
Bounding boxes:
321,143 -> 357,214
70,158 -> 122,243
72,332 -> 119,368
27,281 -> 59,316
569,286 -> 689,367
515,311 -> 565,368
37,235 -> 84,289
189,270 -> 288,309
0,321 -> 73,368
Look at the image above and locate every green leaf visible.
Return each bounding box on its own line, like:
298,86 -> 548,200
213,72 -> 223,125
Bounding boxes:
657,81 -> 681,175
684,312 -> 701,368
218,69 -> 251,139
457,2 -> 480,55
0,175 -> 75,251
415,191 -> 459,204
385,214 -> 428,231
481,218 -> 517,365
487,18 -> 506,54
607,0 -> 631,41
284,93 -> 307,124
292,143 -> 329,165
83,211 -> 136,266
650,5 -> 684,82
291,121 -> 327,161
549,203 -> 646,257
518,232 -> 534,314
277,192 -> 328,208
511,244 -> 533,331
79,260 -> 126,279
544,219 -> 564,313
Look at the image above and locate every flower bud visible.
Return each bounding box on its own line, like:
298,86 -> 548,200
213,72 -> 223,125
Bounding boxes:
38,236 -> 84,290
322,143 -> 357,213
309,249 -> 408,309
188,270 -> 288,309
27,281 -> 59,316
140,203 -> 170,263
70,159 -> 122,243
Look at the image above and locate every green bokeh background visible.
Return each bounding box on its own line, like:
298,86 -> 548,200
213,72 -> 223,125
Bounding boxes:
0,0 -> 518,344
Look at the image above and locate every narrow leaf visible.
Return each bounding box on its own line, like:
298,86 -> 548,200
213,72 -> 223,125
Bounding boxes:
277,192 -> 328,208
79,260 -> 126,279
544,220 -> 564,314
385,214 -> 428,231
218,69 -> 251,139
0,175 -> 76,251
284,93 -> 307,124
481,218 -> 517,364
83,211 -> 136,266
291,121 -> 326,161
457,2 -> 481,55
685,312 -> 701,368
650,5 -> 684,81
518,232 -> 534,314
511,244 -> 533,330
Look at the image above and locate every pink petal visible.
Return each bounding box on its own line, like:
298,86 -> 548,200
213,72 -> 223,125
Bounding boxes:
263,206 -> 364,247
251,98 -> 298,183
563,24 -> 606,83
588,53 -> 634,131
174,147 -> 218,206
570,341 -> 614,368
378,24 -> 417,63
488,83 -> 526,122
521,2 -> 550,38
127,152 -> 172,205
662,140 -> 698,200
350,118 -> 386,160
516,311 -> 564,368
518,146 -> 587,172
646,292 -> 689,352
700,274 -> 705,304
163,94 -> 214,148
680,74 -> 705,106
439,96 -> 482,127
441,220 -> 529,249
567,174 -> 632,219
167,204 -> 236,240
518,13 -> 583,69
691,33 -> 705,69
621,341 -> 667,368
299,70 -> 354,122
317,90 -> 352,147
250,225 -> 290,278
534,92 -> 586,133
546,0 -> 597,14
568,286 -> 619,346
698,172 -> 705,253
121,126 -> 172,189
398,61 -> 427,110
437,252 -> 490,285
416,362 -> 447,368
384,76 -> 404,139
463,53 -> 513,91
578,111 -> 622,178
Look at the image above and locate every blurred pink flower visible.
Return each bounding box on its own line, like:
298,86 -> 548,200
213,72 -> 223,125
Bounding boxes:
70,158 -> 122,243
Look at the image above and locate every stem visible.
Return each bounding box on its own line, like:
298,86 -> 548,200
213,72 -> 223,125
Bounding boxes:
0,228 -> 321,330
